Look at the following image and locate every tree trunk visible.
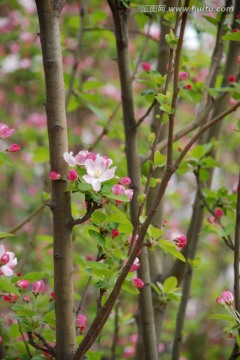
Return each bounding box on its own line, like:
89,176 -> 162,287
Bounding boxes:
35,2 -> 76,359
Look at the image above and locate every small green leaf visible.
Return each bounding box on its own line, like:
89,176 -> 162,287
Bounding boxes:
203,15 -> 219,26
91,211 -> 107,224
0,232 -> 15,239
154,151 -> 166,167
87,104 -> 109,124
23,272 -> 49,281
43,311 -> 56,327
0,278 -> 19,294
78,183 -> 93,192
159,239 -> 186,262
0,152 -> 12,166
199,168 -> 209,182
86,350 -> 102,360
163,276 -> 177,293
89,230 -> 106,248
210,314 -> 234,322
222,32 -> 240,41
122,279 -> 139,295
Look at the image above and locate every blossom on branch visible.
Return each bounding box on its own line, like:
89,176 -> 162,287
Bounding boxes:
0,245 -> 17,276
0,123 -> 15,138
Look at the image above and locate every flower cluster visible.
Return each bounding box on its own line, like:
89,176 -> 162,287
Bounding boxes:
216,291 -> 234,306
0,245 -> 17,276
172,235 -> 187,249
0,123 -> 21,153
112,178 -> 133,201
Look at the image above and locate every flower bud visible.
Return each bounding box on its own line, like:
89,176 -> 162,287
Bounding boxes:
142,62 -> 151,72
16,279 -> 30,289
49,171 -> 61,180
67,169 -> 78,181
132,277 -> 144,289
7,144 -> 21,152
32,280 -> 45,296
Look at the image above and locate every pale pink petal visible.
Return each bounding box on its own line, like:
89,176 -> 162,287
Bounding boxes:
7,258 -> 17,269
91,179 -> 101,191
84,159 -> 96,176
100,167 -> 116,182
75,150 -> 88,165
1,265 -> 14,276
63,152 -> 76,166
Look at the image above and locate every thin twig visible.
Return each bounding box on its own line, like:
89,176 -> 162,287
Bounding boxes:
72,202 -> 102,226
18,320 -> 32,359
75,276 -> 92,316
136,99 -> 156,128
0,202 -> 46,241
175,100 -> 240,167
110,301 -> 120,360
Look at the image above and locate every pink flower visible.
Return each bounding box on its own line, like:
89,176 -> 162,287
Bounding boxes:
67,169 -> 78,181
132,277 -> 144,289
228,75 -> 236,83
112,184 -> 125,195
130,333 -> 138,344
179,72 -> 188,81
76,313 -> 87,331
216,291 -> 234,305
142,62 -> 151,72
16,279 -> 30,289
173,235 -> 187,249
0,245 -> 17,276
120,177 -> 131,186
3,293 -> 18,303
214,208 -> 224,218
129,258 -> 140,272
63,151 -> 77,166
123,346 -> 135,358
7,144 -> 21,152
32,280 -> 45,296
0,123 -> 15,138
125,189 -> 134,201
83,154 -> 116,191
75,150 -> 96,165
111,229 -> 119,238
49,171 -> 61,180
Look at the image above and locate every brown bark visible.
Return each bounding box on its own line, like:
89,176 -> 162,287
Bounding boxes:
35,1 -> 76,359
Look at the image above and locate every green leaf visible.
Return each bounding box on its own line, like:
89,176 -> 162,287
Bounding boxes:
159,239 -> 186,262
78,183 -> 93,192
210,314 -> 234,322
84,261 -> 112,278
87,104 -> 109,124
43,311 -> 55,327
154,151 -> 166,167
203,15 -> 219,26
122,279 -> 139,295
163,276 -> 177,293
91,211 -> 107,224
86,350 -> 102,360
0,277 -> 19,294
89,229 -> 106,248
0,232 -> 15,239
106,205 -> 133,234
191,145 -> 205,159
23,272 -> 50,281
32,147 -> 49,162
0,152 -> 12,166
12,306 -> 36,317
151,282 -> 162,296
199,168 -> 209,182
222,32 -> 240,41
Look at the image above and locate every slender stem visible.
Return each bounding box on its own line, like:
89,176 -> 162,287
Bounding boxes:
110,301 -> 119,360
18,321 -> 32,359
75,276 -> 92,316
167,0 -> 189,167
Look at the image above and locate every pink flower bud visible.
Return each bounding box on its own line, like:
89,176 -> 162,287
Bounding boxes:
173,235 -> 187,249
125,189 -> 133,201
120,177 -> 131,186
16,279 -> 30,289
1,253 -> 10,265
132,277 -> 144,289
23,295 -> 31,303
184,84 -> 192,90
230,98 -> 237,106
214,208 -> 224,218
32,280 -> 45,296
0,123 -> 15,138
179,72 -> 188,81
3,293 -> 18,303
129,258 -> 140,272
7,144 -> 21,152
111,229 -> 119,238
221,291 -> 234,305
76,313 -> 87,332
112,184 -> 125,195
49,171 -> 61,180
50,292 -> 55,301
67,169 -> 78,181
228,75 -> 236,83
142,62 -> 151,72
